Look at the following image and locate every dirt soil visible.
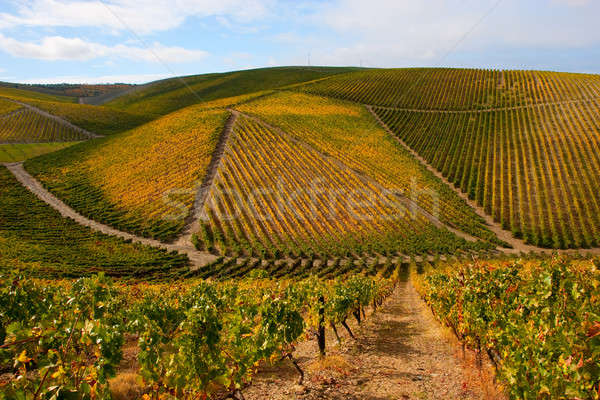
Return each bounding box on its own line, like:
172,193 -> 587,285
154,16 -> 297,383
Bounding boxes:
244,281 -> 504,400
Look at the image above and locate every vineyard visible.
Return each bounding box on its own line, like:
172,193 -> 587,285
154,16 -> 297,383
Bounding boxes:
0,108 -> 89,143
16,99 -> 151,136
413,256 -> 600,399
236,91 -> 500,244
374,98 -> 600,248
0,268 -> 398,399
105,66 -> 357,117
0,142 -> 79,163
195,114 -> 492,258
300,68 -> 600,110
25,106 -> 229,242
0,98 -> 22,116
2,66 -> 600,399
0,85 -> 76,104
0,166 -> 190,279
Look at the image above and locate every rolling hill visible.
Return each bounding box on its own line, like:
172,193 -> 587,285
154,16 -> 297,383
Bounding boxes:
2,66 -> 600,400
12,66 -> 600,253
104,66 -> 359,116
300,68 -> 600,109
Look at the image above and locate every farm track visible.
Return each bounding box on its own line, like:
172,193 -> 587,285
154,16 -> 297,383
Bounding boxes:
234,110 -> 481,244
0,97 -> 102,139
175,110 -> 240,246
367,96 -> 600,114
245,281 -> 500,400
366,105 -> 600,256
3,162 -> 218,268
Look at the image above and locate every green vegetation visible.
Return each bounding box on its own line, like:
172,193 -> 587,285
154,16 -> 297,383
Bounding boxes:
237,91 -> 499,244
0,109 -> 90,143
413,256 -> 600,399
0,86 -> 76,103
0,98 -> 22,115
375,99 -> 600,248
300,68 -> 600,109
0,270 -> 396,399
106,66 -> 358,117
0,142 -> 80,162
0,166 -> 190,279
0,81 -> 134,98
16,99 -> 152,135
25,105 -> 229,241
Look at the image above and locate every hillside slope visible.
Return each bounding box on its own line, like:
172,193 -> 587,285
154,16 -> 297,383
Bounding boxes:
195,114 -> 492,258
374,100 -> 600,248
0,166 -> 190,279
300,68 -> 600,110
105,66 -> 358,117
25,104 -> 229,241
236,91 -> 499,244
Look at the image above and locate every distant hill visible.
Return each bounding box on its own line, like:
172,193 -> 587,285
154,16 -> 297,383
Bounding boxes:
104,66 -> 361,117
0,81 -> 135,100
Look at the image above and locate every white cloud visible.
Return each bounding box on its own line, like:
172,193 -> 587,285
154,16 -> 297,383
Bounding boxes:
0,34 -> 207,62
0,0 -> 274,34
552,0 -> 590,5
306,0 -> 600,67
19,73 -> 170,84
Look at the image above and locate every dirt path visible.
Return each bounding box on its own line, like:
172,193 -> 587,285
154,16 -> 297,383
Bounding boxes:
235,110 -> 481,244
175,110 -> 239,246
366,105 -> 600,256
0,97 -> 102,139
367,96 -> 600,115
3,162 -> 217,268
245,281 -> 502,400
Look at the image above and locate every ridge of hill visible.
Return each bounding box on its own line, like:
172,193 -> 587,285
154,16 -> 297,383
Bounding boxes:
104,66 -> 361,117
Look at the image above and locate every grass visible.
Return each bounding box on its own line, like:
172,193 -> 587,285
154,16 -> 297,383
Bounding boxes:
0,142 -> 81,162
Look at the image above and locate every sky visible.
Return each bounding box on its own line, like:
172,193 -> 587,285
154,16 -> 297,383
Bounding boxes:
0,0 -> 598,84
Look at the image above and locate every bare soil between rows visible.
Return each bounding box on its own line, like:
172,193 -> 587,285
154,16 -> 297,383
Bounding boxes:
245,281 -> 504,400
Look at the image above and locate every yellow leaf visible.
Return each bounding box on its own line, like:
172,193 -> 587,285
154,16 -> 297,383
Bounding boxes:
17,350 -> 32,364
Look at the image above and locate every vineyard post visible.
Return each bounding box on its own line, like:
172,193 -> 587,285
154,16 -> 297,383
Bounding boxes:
318,295 -> 326,356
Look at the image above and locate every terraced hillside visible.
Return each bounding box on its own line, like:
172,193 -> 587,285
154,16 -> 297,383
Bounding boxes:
105,66 -> 358,117
25,105 -> 230,241
301,68 -> 600,109
236,91 -> 499,244
195,114 -> 492,258
0,166 -> 190,279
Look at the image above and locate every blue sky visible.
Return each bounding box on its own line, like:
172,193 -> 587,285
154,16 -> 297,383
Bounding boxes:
0,0 -> 598,83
